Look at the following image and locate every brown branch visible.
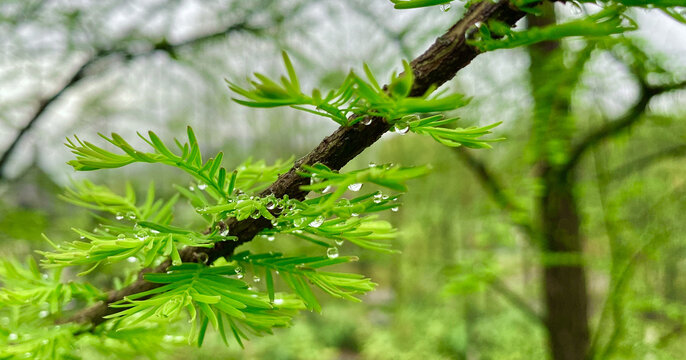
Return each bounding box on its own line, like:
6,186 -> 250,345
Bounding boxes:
561,80 -> 686,175
453,147 -> 537,240
610,144 -> 686,181
63,0 -> 527,328
0,21 -> 260,180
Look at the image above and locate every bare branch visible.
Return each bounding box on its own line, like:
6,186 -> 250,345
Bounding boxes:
561,80 -> 686,175
491,278 -> 544,324
453,147 -> 537,240
63,0 -> 528,328
0,21 -> 260,180
610,144 -> 686,181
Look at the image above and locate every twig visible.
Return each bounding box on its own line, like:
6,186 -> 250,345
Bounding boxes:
561,80 -> 686,175
0,21 -> 260,180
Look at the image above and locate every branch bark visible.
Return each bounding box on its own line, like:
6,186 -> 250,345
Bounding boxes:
63,0 -> 527,328
0,21 -> 260,180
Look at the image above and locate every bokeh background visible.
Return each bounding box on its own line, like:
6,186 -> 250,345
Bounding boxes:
1,1 -> 686,358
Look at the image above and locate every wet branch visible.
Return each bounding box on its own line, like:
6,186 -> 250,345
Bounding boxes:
63,0 -> 527,328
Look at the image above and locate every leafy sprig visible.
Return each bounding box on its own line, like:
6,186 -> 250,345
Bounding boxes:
106,263 -> 305,347
227,52 -> 469,126
234,252 -> 377,312
389,0 -> 453,9
467,7 -> 637,52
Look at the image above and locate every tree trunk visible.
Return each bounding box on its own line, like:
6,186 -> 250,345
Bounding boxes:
528,3 -> 591,359
540,169 -> 590,360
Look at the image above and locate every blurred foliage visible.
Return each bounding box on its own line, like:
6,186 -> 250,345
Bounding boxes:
1,0 -> 686,359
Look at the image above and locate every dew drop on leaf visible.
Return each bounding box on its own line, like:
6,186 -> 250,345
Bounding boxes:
348,183 -> 362,192
391,206 -> 399,212
266,201 -> 276,210
115,212 -> 124,220
117,234 -> 126,239
127,256 -> 138,263
335,239 -> 344,246
267,235 -> 275,242
253,276 -> 261,283
393,121 -> 409,135
294,217 -> 306,227
309,216 -> 324,228
361,117 -> 373,125
198,183 -> 207,190
439,3 -> 451,12
326,247 -> 339,259
126,211 -> 136,220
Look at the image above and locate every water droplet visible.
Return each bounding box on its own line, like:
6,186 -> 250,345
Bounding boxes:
117,234 -> 126,239
8,333 -> 18,341
127,256 -> 138,263
235,267 -> 244,279
361,117 -> 373,125
465,22 -> 482,41
373,193 -> 383,204
126,211 -> 136,220
115,212 -> 124,220
197,183 -> 207,190
570,3 -> 582,15
335,239 -> 344,246
150,229 -> 160,234
293,217 -> 306,227
351,213 -> 359,217
250,210 -> 261,219
368,162 -> 376,168
439,2 -> 451,12
270,218 -> 279,226
309,216 -> 324,228
136,231 -> 148,241
294,229 -> 303,234
323,185 -> 333,194
326,247 -> 339,259
220,228 -> 230,237
41,273 -> 49,280
266,201 -> 276,210
348,183 -> 362,192
188,185 -> 195,191
274,298 -> 284,305
253,276 -> 261,283
267,235 -> 275,242
391,206 -> 399,212
79,235 -> 85,240
38,310 -> 49,318
393,121 -> 410,135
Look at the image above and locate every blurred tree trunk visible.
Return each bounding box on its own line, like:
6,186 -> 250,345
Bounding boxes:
528,4 -> 590,360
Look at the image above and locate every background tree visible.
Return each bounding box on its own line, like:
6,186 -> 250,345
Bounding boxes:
1,1 -> 685,359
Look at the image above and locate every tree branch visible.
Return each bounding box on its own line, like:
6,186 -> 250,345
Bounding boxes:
453,147 -> 537,240
610,144 -> 686,181
0,21 -> 260,180
63,0 -> 527,328
491,278 -> 544,324
561,80 -> 686,175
